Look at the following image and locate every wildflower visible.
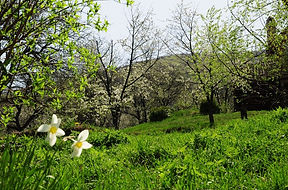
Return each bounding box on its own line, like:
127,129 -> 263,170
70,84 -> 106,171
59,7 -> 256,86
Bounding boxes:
37,114 -> 65,146
71,130 -> 92,157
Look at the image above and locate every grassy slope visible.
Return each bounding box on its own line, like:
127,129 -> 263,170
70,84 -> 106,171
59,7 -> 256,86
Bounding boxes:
1,109 -> 288,189
116,109 -> 288,189
122,109 -> 268,135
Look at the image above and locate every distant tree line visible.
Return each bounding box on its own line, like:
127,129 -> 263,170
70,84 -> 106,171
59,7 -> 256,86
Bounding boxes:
1,0 -> 288,131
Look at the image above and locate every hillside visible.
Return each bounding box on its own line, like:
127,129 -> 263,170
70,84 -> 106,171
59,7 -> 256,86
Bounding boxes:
1,109 -> 288,189
122,109 -> 268,135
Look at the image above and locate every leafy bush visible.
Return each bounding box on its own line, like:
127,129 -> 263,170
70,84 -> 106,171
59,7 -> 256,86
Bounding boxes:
199,100 -> 220,115
149,107 -> 169,122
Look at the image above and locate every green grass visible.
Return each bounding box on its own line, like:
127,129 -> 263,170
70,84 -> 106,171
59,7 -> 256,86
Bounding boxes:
122,109 -> 269,135
1,108 -> 288,189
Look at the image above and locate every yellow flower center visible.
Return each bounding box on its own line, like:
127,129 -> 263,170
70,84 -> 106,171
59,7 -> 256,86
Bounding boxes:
49,126 -> 57,134
75,142 -> 82,148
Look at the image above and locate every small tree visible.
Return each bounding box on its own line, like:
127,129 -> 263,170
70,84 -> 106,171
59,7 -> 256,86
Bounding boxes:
167,3 -> 233,125
212,0 -> 288,110
0,0 -> 132,131
82,5 -> 163,129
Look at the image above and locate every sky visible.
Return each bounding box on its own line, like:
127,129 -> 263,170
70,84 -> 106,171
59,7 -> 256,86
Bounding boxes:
97,0 -> 228,41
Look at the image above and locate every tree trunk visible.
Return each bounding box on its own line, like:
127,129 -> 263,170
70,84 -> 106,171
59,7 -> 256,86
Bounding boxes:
207,92 -> 215,126
208,111 -> 214,125
142,109 -> 148,123
111,106 -> 121,130
14,105 -> 23,131
240,102 -> 248,120
140,97 -> 148,123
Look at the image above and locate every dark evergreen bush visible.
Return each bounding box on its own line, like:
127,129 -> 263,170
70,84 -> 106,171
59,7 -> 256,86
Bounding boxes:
149,107 -> 169,122
199,100 -> 220,115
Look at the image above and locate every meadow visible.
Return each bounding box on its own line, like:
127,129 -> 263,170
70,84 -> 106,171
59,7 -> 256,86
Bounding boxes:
1,108 -> 288,189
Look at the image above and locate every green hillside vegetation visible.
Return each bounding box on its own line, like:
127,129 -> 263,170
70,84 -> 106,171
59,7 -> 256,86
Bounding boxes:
1,0 -> 288,189
114,54 -> 197,127
123,109 -> 268,135
1,109 -> 287,189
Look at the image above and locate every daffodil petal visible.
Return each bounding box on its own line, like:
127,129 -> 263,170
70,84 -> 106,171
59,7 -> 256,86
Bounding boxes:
56,128 -> 65,136
71,141 -> 77,148
51,114 -> 58,125
48,133 -> 57,146
77,130 -> 89,142
56,118 -> 61,128
37,124 -> 50,132
82,141 -> 92,149
45,134 -> 50,142
72,147 -> 82,157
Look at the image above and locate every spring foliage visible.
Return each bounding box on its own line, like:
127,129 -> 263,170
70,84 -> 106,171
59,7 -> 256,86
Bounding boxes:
0,109 -> 287,189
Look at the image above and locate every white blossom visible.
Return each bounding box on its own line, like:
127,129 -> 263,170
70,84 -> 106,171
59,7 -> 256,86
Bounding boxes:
37,114 -> 65,146
71,130 -> 92,157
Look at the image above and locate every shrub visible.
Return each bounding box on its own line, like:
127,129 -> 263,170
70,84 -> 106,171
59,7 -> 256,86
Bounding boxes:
149,107 -> 169,122
199,100 -> 220,115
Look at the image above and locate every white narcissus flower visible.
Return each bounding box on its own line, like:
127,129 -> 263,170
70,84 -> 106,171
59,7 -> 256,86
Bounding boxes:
37,114 -> 65,146
71,130 -> 92,157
